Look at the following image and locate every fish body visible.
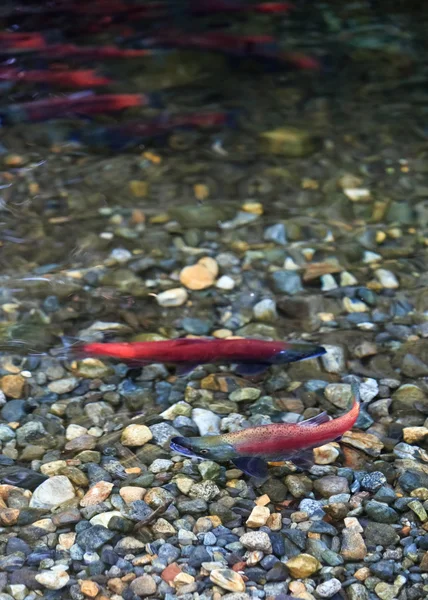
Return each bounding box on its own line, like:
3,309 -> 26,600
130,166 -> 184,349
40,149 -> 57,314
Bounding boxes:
170,383 -> 361,477
0,93 -> 157,125
0,68 -> 111,88
76,337 -> 326,376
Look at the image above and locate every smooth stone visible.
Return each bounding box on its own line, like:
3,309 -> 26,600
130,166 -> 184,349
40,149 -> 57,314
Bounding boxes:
286,554 -> 321,578
29,476 -> 76,509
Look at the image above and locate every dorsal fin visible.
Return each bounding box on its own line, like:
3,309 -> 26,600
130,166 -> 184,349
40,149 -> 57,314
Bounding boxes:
298,411 -> 331,427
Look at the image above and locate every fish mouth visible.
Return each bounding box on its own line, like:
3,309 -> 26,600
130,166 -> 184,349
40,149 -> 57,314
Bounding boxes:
170,436 -> 195,457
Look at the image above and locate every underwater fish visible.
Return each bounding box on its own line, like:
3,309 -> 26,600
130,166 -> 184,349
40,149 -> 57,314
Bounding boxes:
0,67 -> 111,88
0,92 -> 158,125
72,337 -> 326,376
170,382 -> 361,477
0,41 -> 158,60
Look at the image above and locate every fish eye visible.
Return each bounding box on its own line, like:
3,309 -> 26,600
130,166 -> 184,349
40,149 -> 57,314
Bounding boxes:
199,449 -> 209,455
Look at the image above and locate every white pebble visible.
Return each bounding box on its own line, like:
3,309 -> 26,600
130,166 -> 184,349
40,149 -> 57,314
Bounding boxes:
35,569 -> 70,590
321,345 -> 346,374
321,274 -> 338,291
65,424 -> 88,441
192,408 -> 221,435
359,378 -> 379,402
316,578 -> 342,598
216,275 -> 235,290
156,287 -> 188,307
109,248 -> 132,264
284,257 -> 299,270
30,476 -> 76,509
375,268 -> 399,289
363,251 -> 382,264
340,271 -> 358,286
149,459 -> 174,473
253,299 -> 278,322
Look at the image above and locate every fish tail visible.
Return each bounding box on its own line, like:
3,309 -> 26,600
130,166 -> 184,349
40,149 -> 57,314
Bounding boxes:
49,336 -> 89,361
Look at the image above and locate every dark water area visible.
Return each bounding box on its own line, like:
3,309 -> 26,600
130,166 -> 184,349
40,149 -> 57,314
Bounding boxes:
1,2 -> 428,599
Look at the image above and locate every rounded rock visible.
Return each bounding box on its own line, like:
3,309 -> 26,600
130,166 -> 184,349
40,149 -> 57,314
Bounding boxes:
240,531 -> 272,553
121,424 -> 153,446
156,288 -> 188,307
286,554 -> 321,578
210,569 -> 246,593
30,476 -> 76,509
316,578 -> 342,598
35,569 -> 70,590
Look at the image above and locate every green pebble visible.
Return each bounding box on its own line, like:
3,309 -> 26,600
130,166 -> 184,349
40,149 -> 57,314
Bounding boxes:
229,388 -> 261,402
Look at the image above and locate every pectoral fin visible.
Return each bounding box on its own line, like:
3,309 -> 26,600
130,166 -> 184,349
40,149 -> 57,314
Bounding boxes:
232,456 -> 269,478
290,449 -> 314,470
234,363 -> 270,376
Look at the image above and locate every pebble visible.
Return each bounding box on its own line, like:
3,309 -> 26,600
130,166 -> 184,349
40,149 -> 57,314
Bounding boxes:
403,427 -> 428,444
375,269 -> 399,289
240,531 -> 272,553
229,387 -> 261,402
286,554 -> 321,578
192,408 -> 221,435
130,574 -> 157,596
272,270 -> 303,295
216,275 -> 235,290
264,223 -> 287,245
29,476 -> 76,509
321,346 -> 346,374
180,257 -> 218,290
314,444 -> 340,464
47,377 -> 78,394
361,472 -> 387,492
210,569 -> 246,592
246,506 -> 270,528
156,287 -> 188,307
324,384 -> 352,409
253,299 -> 278,322
340,529 -> 367,560
313,476 -> 350,498
35,569 -> 70,590
315,578 -> 342,598
80,481 -> 114,506
121,424 -> 153,446
0,374 -> 26,399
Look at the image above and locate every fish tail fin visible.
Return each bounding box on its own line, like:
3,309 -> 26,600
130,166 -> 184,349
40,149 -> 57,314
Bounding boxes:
49,335 -> 88,361
350,380 -> 361,406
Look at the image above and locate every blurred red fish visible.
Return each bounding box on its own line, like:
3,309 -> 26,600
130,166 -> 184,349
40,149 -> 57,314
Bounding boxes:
0,67 -> 111,87
0,93 -> 157,125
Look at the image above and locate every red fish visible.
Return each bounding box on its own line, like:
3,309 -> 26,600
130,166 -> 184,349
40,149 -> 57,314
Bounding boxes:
0,42 -> 158,60
0,68 -> 111,87
72,337 -> 326,376
0,93 -> 157,125
0,32 -> 47,50
171,382 -> 361,477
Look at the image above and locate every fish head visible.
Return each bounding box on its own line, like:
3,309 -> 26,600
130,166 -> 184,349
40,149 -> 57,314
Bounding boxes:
270,343 -> 326,364
170,435 -> 236,462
